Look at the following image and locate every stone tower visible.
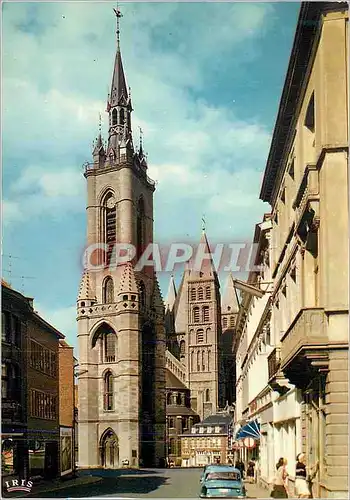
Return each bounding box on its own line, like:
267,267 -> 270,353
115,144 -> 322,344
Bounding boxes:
77,10 -> 166,469
220,274 -> 239,404
173,231 -> 223,420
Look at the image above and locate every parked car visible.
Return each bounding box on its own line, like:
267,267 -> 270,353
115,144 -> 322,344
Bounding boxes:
199,467 -> 246,498
200,464 -> 234,484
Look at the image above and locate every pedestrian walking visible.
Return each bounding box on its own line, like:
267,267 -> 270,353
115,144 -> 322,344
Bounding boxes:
235,459 -> 245,479
270,457 -> 289,498
247,460 -> 255,483
295,453 -> 319,498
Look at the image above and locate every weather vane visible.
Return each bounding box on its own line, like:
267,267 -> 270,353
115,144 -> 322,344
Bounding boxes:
113,3 -> 123,48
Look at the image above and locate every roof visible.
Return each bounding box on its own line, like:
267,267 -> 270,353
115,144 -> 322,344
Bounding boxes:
32,311 -> 65,340
167,406 -> 199,417
260,2 -> 348,204
166,369 -> 187,390
1,278 -> 11,288
201,414 -> 232,425
165,275 -> 177,311
221,274 -> 240,314
110,48 -> 129,107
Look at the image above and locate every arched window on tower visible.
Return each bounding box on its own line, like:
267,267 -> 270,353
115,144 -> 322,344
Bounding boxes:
205,286 -> 211,300
191,351 -> 194,371
223,317 -> 228,329
196,329 -> 204,343
203,306 -> 209,323
139,281 -> 146,308
208,350 -> 211,371
198,287 -> 204,300
104,332 -> 116,363
180,340 -> 185,359
104,371 -> 114,411
193,307 -> 200,323
103,276 -> 114,304
112,109 -> 117,126
197,351 -> 201,372
205,389 -> 210,402
136,197 -> 145,259
119,108 -> 125,125
101,191 -> 116,266
202,350 -> 205,371
190,288 -> 196,301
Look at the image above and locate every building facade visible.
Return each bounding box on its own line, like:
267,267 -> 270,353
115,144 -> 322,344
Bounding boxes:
27,309 -> 64,479
2,280 -> 68,482
180,413 -> 233,467
77,14 -> 166,469
59,340 -> 75,477
166,369 -> 200,466
2,280 -> 29,480
165,236 -> 238,421
259,2 -> 349,497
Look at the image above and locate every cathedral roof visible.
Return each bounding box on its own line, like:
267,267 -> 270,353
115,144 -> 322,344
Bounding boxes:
165,275 -> 177,311
221,274 -> 240,314
167,405 -> 199,417
77,271 -> 96,301
118,261 -> 138,294
166,369 -> 187,390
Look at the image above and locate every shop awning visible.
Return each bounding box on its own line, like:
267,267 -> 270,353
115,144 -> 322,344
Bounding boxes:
235,419 -> 260,440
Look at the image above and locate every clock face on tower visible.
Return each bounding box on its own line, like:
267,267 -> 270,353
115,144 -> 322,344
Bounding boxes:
106,196 -> 116,209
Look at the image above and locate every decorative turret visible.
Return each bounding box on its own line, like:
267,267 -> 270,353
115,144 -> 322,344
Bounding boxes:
117,261 -> 139,312
92,133 -> 106,167
77,271 -> 96,315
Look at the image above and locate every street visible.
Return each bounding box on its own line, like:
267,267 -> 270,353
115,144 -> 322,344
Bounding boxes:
28,468 -> 269,498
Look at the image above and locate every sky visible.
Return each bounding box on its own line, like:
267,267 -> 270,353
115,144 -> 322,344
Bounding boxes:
2,0 -> 300,351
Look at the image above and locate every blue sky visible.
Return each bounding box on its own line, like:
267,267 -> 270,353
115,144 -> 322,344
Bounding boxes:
2,1 -> 300,351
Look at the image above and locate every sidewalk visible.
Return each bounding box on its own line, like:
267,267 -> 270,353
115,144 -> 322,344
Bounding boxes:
245,480 -> 270,499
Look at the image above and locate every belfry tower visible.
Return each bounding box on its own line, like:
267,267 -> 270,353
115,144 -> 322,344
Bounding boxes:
77,9 -> 166,469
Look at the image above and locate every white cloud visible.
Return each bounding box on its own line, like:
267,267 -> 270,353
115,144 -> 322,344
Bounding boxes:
34,303 -> 77,349
3,1 -> 273,238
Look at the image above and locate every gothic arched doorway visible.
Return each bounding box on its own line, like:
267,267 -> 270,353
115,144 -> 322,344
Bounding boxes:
100,429 -> 119,468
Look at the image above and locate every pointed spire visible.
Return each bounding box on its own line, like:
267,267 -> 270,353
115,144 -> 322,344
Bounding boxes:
77,271 -> 96,301
165,275 -> 177,311
93,133 -> 105,155
118,261 -> 138,294
110,6 -> 128,107
196,230 -> 216,277
151,276 -> 165,316
221,274 -> 240,314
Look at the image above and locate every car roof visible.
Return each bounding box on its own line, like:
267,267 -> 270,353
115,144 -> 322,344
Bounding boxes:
205,466 -> 241,473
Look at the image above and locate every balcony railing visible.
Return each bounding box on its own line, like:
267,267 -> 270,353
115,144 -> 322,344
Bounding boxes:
267,346 -> 281,381
83,161 -> 156,187
280,308 -> 327,369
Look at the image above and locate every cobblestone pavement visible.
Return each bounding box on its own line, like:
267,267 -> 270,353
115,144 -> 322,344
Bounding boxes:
24,468 -> 271,498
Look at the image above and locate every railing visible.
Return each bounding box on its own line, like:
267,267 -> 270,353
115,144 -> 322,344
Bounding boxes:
82,160 -> 156,187
267,346 -> 281,380
105,355 -> 116,363
166,350 -> 186,382
280,308 -> 327,368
